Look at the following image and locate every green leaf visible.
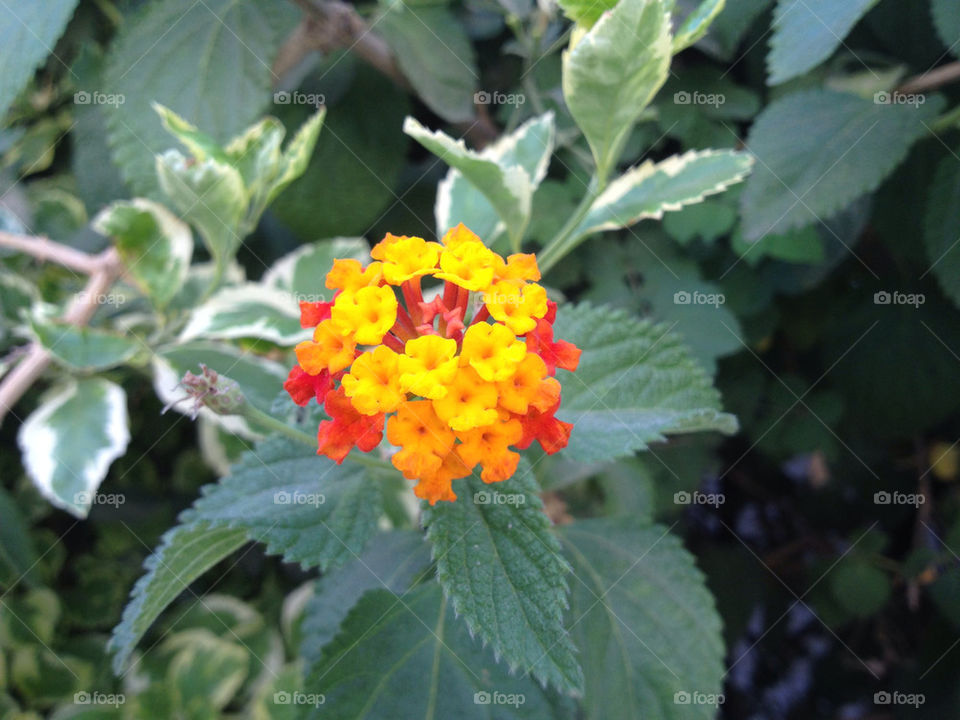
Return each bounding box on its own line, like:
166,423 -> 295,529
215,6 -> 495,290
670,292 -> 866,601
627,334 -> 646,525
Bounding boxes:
740,89 -> 944,240
190,435 -> 383,572
260,108 -> 326,209
732,224 -> 825,265
94,199 -> 193,310
263,238 -> 369,298
103,0 -> 295,195
559,518 -> 725,720
830,561 -> 891,617
0,487 -> 39,588
179,284 -> 306,346
673,0 -> 726,52
553,303 -> 738,463
0,0 -> 79,120
156,150 -> 247,275
932,0 -> 960,57
378,0 -> 478,123
574,149 -> 752,238
768,0 -> 879,85
699,0 -> 771,60
304,584 -> 560,719
166,631 -> 249,714
423,471 -> 583,693
405,117 -> 532,246
109,521 -> 248,673
300,530 -> 432,665
562,0 -> 672,180
17,378 -> 130,518
29,315 -> 141,371
555,0 -> 616,27
435,112 -> 555,244
924,154 -> 960,309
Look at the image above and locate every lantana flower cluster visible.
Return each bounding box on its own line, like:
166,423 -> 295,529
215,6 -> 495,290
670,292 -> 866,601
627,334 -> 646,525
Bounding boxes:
283,224 -> 581,504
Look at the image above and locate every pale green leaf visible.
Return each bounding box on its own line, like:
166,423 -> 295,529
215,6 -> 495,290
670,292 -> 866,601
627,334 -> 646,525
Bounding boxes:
263,238 -> 369,297
423,472 -> 583,693
740,89 -> 944,240
30,315 -> 142,371
435,112 -> 555,243
562,0 -> 672,180
768,0 -> 880,85
379,1 -> 478,123
560,518 -> 725,720
932,0 -> 960,57
924,154 -> 960,309
104,0 -> 295,195
109,521 -> 248,673
673,0 -> 726,52
553,303 -> 738,463
179,284 -> 306,346
17,378 -> 130,518
93,199 -> 193,310
262,108 -> 326,208
156,150 -> 247,273
190,435 -> 383,572
166,631 -> 249,712
304,584 -> 560,719
0,0 -> 79,120
404,116 -> 532,245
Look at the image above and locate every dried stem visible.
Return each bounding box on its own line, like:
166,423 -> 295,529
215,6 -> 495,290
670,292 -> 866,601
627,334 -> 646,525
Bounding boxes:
0,233 -> 123,426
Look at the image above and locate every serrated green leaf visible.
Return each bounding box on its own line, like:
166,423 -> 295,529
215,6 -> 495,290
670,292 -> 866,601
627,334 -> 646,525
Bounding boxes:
17,378 -> 130,518
553,303 -> 738,463
924,154 -> 960,309
103,0 -> 295,195
562,0 -> 672,181
767,0 -> 879,84
932,0 -> 960,57
300,530 -> 432,666
109,521 -> 248,673
304,584 -> 560,719
190,435 -> 383,572
94,199 -> 193,310
423,471 -> 582,693
179,284 -> 306,346
0,0 -> 79,120
559,518 -> 725,720
29,315 -> 141,371
379,0 -> 478,123
436,112 -> 555,244
673,0 -> 726,52
405,116 -> 532,246
740,89 -> 944,240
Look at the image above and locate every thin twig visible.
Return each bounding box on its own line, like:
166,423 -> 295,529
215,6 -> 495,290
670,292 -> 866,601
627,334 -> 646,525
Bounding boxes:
0,234 -> 123,426
897,61 -> 960,95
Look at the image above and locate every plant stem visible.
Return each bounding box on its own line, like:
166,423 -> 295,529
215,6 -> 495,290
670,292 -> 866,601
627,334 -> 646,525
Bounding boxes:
536,176 -> 601,274
931,104 -> 960,134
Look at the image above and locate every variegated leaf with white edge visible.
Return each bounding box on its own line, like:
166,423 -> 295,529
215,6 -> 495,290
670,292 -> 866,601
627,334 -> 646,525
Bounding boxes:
404,116 -> 532,246
263,237 -> 369,296
93,198 -> 193,310
30,311 -> 143,371
673,0 -> 726,52
179,284 -> 308,346
577,150 -> 753,235
17,378 -> 130,518
562,0 -> 672,181
435,112 -> 556,244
